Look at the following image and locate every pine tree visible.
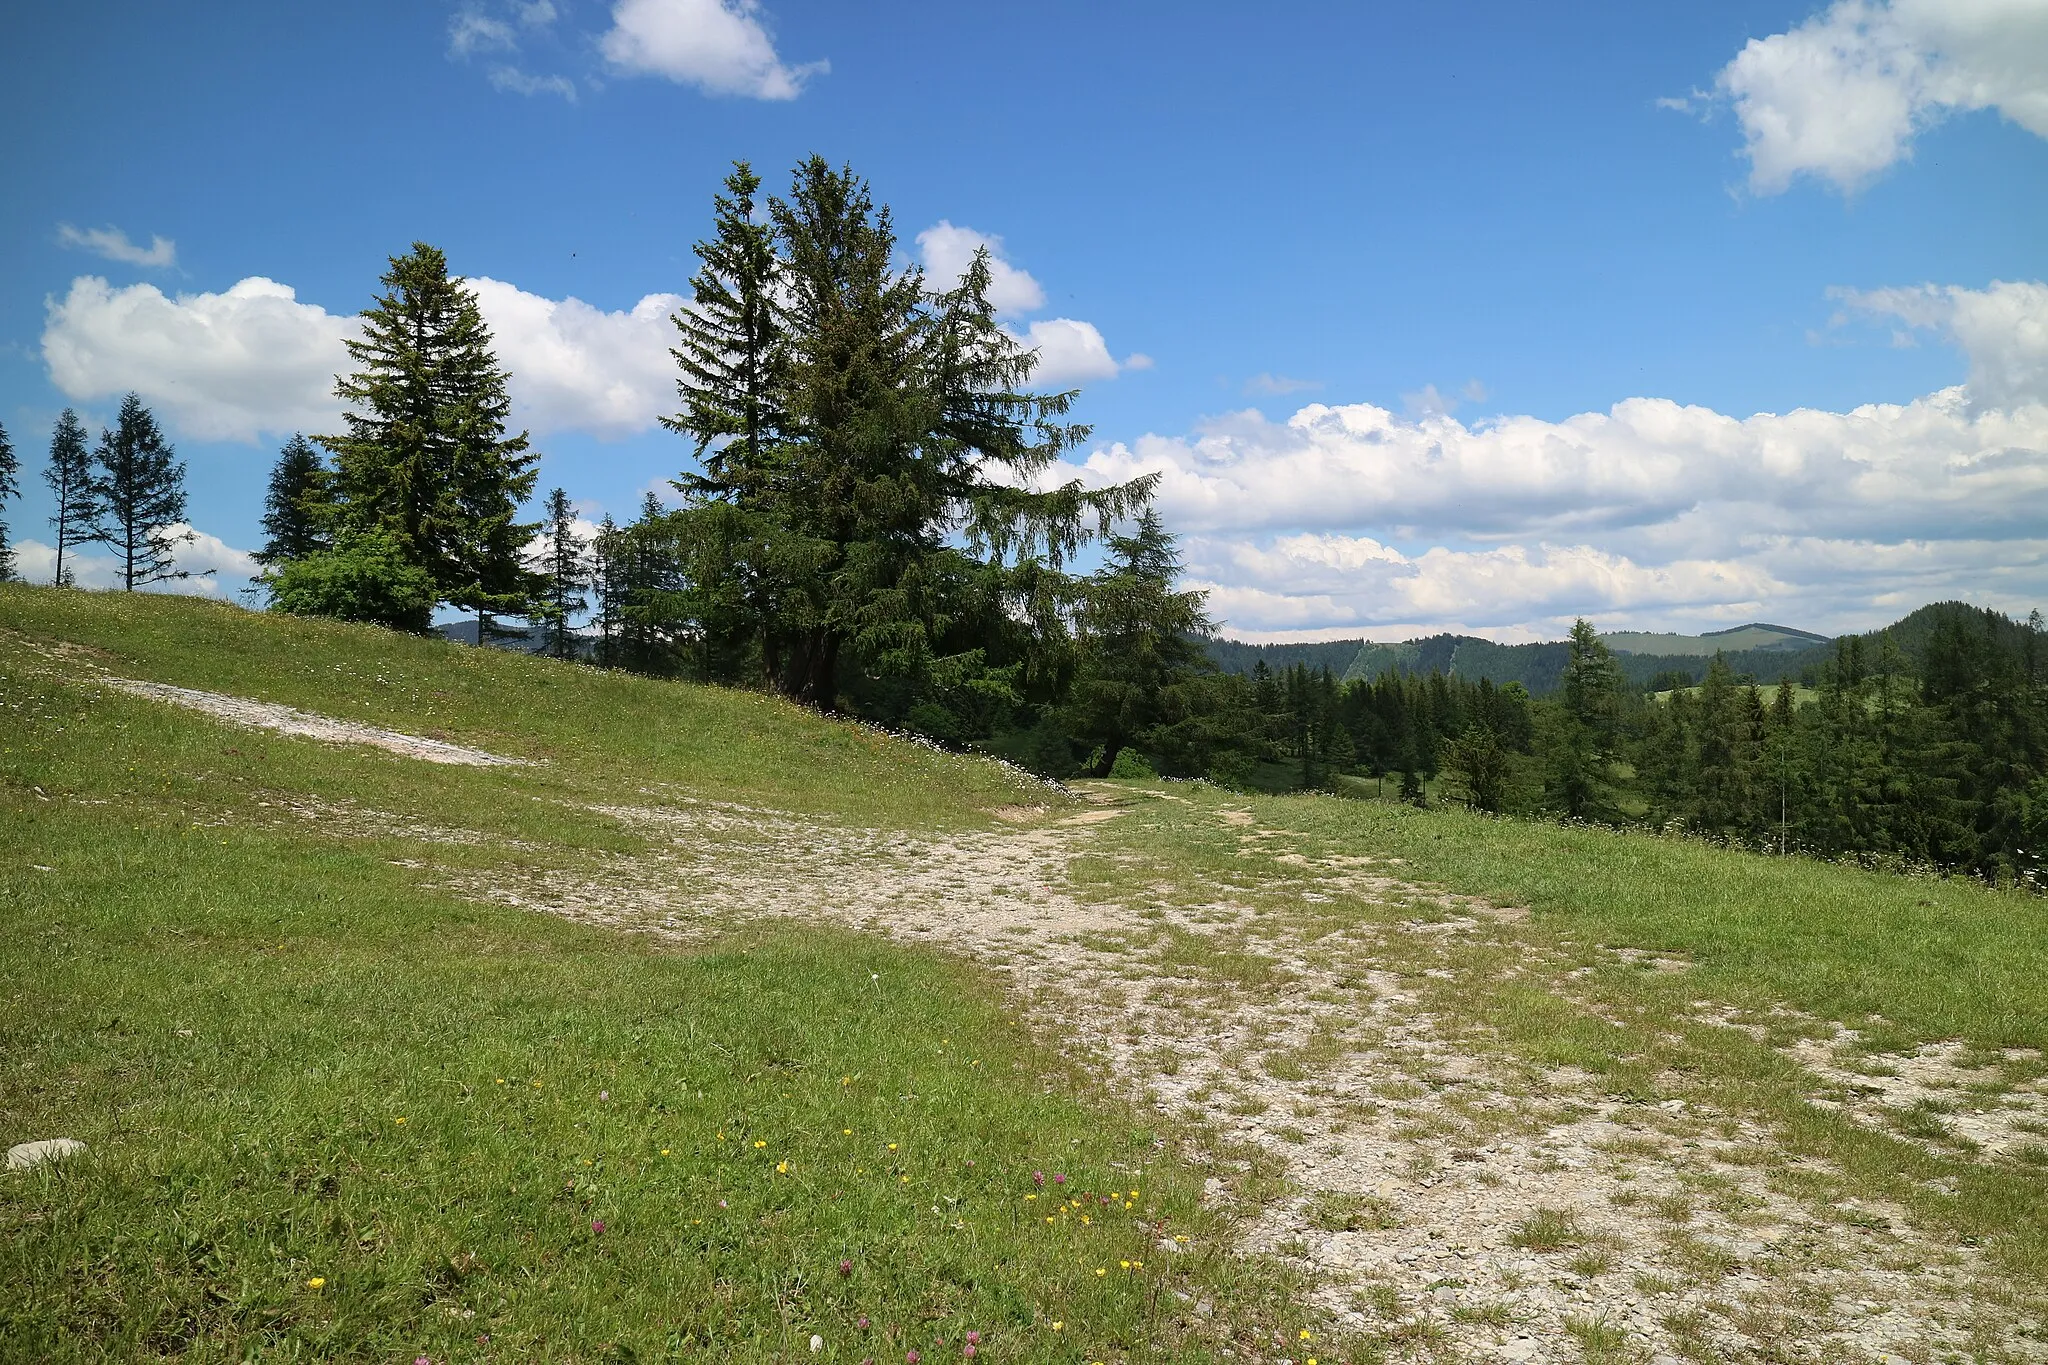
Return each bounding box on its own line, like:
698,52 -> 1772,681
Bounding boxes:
665,161 -> 784,500
664,159 -> 1151,710
0,419 -> 17,581
532,487 -> 589,660
1548,618 -> 1625,819
255,434 -> 331,566
95,394 -> 203,591
1065,510 -> 1213,777
318,242 -> 540,623
589,514 -> 626,665
44,409 -> 98,587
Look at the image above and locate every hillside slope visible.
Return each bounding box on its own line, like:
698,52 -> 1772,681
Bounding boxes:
5,586 -> 2046,1362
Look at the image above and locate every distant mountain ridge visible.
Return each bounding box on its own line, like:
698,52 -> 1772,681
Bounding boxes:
1202,603 -> 2029,697
1600,623 -> 1828,656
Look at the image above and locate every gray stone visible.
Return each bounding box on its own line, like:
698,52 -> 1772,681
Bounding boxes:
7,1138 -> 87,1171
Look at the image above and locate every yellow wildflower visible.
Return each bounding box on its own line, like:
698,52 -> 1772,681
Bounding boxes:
305,1277 -> 325,1290
776,1160 -> 789,1174
394,1117 -> 407,1125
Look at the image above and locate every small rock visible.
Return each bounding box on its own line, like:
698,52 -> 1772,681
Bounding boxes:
1500,1341 -> 1538,1363
809,1335 -> 823,1353
7,1138 -> 87,1171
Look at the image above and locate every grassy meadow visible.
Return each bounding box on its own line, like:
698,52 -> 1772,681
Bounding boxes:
5,584 -> 2048,1360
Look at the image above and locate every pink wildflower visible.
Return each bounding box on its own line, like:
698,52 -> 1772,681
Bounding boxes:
840,1259 -> 853,1277
591,1218 -> 605,1235
907,1352 -> 921,1365
965,1332 -> 981,1346
963,1347 -> 976,1359
1032,1171 -> 1044,1187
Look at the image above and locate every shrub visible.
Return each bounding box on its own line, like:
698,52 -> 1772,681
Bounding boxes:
266,529 -> 437,632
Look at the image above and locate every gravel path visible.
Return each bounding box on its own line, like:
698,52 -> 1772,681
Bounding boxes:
104,678 -> 525,766
425,785 -> 2044,1364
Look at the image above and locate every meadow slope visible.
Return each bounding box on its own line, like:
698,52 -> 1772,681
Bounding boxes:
3,586 -> 2046,1364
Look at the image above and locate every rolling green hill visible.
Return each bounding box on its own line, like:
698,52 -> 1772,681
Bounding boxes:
1600,622 -> 1828,656
1205,604 -> 2026,696
6,585 -> 2046,1360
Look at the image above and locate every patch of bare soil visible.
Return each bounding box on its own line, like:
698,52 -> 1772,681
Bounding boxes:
398,791 -> 2040,1362
103,679 -> 525,767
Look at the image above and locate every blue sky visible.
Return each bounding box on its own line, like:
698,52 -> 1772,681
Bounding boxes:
4,0 -> 2045,640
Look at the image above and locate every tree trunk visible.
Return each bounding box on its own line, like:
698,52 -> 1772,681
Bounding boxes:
1090,738 -> 1124,779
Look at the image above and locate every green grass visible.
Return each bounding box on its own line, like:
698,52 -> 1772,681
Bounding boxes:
0,585 -> 1040,829
1180,788 -> 2048,1053
0,588 -> 1309,1361
11,585 -> 2048,1356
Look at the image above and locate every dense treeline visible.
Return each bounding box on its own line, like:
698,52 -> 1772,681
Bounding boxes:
1207,628 -> 1846,699
1197,612 -> 2045,889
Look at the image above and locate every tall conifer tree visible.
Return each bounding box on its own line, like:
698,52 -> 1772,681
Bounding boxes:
44,409 -> 98,587
95,394 -> 202,591
666,158 -> 1151,710
255,434 -> 331,565
665,161 -> 784,499
318,243 -> 539,623
1064,510 -> 1213,777
0,419 -> 17,581
532,487 -> 589,660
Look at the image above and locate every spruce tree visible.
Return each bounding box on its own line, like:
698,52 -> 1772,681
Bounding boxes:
95,394 -> 203,591
318,242 -> 539,623
588,514 -> 626,666
665,158 -> 1152,710
0,419 -> 17,581
665,161 -> 784,499
532,487 -> 589,660
255,434 -> 331,565
1548,618 -> 1625,819
44,409 -> 98,587
1065,510 -> 1212,777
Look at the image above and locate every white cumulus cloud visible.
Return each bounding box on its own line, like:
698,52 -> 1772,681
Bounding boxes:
1836,278 -> 2048,411
467,278 -> 684,436
42,273 -> 686,443
600,0 -> 824,99
56,224 -> 176,268
916,221 -> 1046,315
1015,318 -> 1121,386
10,527 -> 260,594
1048,279 -> 2048,638
42,276 -> 355,442
914,219 -> 1130,386
1712,0 -> 2048,193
